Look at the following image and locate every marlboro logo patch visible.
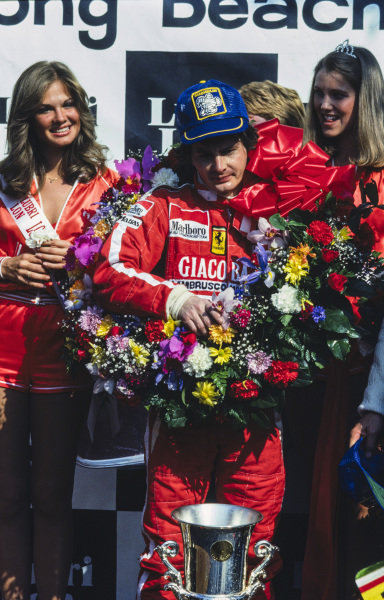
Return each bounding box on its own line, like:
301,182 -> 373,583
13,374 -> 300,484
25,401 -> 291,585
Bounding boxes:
169,203 -> 209,241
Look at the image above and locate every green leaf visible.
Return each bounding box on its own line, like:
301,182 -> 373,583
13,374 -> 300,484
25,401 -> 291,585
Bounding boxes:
327,338 -> 351,360
211,372 -> 228,396
269,213 -> 288,230
288,220 -> 308,229
181,387 -> 187,406
321,309 -> 353,333
227,408 -> 247,426
250,410 -> 274,430
280,314 -> 293,326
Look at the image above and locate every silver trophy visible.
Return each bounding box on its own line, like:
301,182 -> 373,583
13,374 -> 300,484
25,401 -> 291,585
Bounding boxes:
155,503 -> 278,600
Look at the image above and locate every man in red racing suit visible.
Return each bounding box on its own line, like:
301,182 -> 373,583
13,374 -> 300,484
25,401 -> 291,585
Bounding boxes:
94,79 -> 285,600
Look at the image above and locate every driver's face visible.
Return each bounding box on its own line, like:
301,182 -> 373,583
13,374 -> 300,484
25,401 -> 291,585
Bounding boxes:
191,135 -> 248,198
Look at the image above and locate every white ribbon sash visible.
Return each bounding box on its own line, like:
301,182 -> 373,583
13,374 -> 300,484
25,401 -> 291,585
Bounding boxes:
0,178 -> 56,242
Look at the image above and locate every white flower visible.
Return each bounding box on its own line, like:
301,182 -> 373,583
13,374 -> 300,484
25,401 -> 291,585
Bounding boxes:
211,287 -> 235,329
271,284 -> 301,314
152,168 -> 179,188
183,344 -> 213,377
26,230 -> 59,249
247,217 -> 287,250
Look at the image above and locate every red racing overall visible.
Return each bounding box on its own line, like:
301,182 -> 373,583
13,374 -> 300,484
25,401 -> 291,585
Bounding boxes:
95,183 -> 285,600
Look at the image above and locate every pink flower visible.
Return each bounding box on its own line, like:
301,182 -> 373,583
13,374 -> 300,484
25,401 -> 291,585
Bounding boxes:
230,308 -> 251,329
246,351 -> 272,375
79,306 -> 103,335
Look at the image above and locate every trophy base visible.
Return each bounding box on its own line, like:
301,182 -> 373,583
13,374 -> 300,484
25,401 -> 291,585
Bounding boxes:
156,538 -> 277,600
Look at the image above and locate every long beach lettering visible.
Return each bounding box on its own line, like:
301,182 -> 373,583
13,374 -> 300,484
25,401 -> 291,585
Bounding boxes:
0,0 -> 117,50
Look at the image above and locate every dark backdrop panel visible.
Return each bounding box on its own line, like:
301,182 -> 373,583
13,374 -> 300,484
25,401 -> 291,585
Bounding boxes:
125,51 -> 277,153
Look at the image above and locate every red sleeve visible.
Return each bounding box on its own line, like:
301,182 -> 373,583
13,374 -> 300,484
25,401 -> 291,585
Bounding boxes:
93,190 -> 174,320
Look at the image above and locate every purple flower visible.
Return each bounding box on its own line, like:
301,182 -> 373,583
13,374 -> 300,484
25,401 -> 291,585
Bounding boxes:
116,379 -> 135,398
90,198 -> 117,223
238,243 -> 275,288
246,351 -> 273,375
312,306 -> 326,323
71,228 -> 103,267
114,157 -> 141,179
65,246 -> 76,271
158,336 -> 186,373
141,145 -> 160,192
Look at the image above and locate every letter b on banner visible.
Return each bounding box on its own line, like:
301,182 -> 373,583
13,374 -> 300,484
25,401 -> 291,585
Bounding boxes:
163,0 -> 205,26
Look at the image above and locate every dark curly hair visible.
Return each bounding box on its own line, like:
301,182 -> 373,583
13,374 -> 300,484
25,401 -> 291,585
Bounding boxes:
163,126 -> 258,184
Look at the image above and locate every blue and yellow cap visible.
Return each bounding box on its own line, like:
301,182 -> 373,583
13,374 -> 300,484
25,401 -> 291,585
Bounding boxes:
175,79 -> 249,145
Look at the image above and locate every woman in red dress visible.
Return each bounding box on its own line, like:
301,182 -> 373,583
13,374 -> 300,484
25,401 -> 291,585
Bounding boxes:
302,42 -> 384,600
0,61 -> 118,600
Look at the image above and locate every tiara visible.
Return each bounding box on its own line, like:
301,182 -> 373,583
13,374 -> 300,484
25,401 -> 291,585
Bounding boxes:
335,39 -> 357,59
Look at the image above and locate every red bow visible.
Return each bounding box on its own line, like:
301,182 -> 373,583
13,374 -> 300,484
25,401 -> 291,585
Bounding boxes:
229,119 -> 356,219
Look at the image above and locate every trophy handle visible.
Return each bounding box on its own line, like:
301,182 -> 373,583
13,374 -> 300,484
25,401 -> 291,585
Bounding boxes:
155,540 -> 184,589
245,540 -> 278,597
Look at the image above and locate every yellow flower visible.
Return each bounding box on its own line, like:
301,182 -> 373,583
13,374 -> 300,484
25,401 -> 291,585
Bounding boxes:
69,279 -> 84,301
162,316 -> 181,338
96,315 -> 114,337
301,297 -> 314,310
208,325 -> 236,344
284,257 -> 309,285
209,346 -> 232,364
289,243 -> 315,261
129,339 -> 150,366
89,343 -> 106,368
93,219 -> 110,239
192,381 -> 220,407
332,226 -> 352,243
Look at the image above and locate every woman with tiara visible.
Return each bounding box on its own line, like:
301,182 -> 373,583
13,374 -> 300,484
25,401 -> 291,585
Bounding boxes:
302,41 -> 384,600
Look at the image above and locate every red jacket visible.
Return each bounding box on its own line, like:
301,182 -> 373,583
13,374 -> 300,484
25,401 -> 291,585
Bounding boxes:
0,169 -> 119,295
94,184 -> 253,319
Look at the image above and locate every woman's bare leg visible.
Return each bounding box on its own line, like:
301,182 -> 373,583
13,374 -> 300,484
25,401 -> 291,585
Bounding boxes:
0,387 -> 32,600
30,390 -> 88,600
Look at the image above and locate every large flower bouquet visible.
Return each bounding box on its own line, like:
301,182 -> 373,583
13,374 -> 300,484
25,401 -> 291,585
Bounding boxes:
62,148 -> 384,429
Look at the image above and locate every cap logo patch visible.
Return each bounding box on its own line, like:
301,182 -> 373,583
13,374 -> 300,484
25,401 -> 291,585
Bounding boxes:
192,87 -> 227,121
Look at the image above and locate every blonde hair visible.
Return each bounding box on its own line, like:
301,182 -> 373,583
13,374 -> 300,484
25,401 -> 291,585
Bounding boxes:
0,61 -> 108,197
238,80 -> 305,128
304,46 -> 384,167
